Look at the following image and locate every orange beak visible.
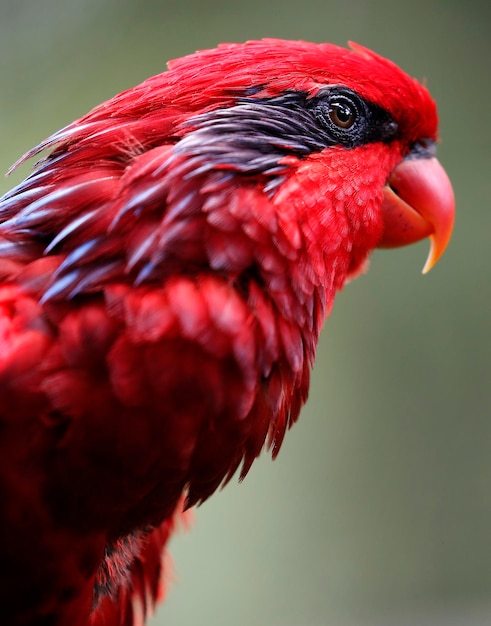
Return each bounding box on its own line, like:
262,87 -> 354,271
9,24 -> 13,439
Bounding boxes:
379,156 -> 455,273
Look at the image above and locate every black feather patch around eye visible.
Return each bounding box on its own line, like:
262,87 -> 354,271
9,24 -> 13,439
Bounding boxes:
176,89 -> 398,192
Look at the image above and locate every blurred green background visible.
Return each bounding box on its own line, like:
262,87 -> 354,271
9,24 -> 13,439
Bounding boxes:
1,1 -> 490,624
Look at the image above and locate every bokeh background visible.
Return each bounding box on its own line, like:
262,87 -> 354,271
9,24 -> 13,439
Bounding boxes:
1,1 -> 490,624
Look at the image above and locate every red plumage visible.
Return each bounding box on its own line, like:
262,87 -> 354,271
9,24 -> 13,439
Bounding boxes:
0,40 -> 454,625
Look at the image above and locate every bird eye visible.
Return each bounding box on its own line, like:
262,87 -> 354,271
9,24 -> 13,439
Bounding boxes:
309,88 -> 390,148
328,100 -> 356,129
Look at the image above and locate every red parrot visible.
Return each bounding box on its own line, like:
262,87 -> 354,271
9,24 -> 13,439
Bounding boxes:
0,39 -> 454,625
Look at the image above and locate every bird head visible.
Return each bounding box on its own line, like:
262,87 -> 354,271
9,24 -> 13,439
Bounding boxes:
149,39 -> 453,282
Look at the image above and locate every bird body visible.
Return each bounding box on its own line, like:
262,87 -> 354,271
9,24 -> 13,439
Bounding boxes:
0,40 -> 454,625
